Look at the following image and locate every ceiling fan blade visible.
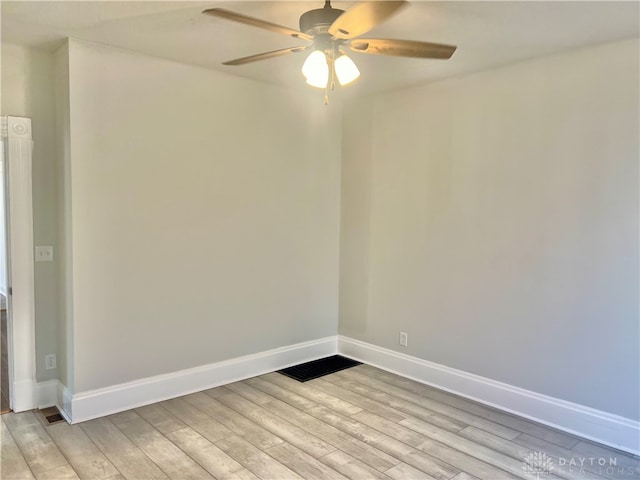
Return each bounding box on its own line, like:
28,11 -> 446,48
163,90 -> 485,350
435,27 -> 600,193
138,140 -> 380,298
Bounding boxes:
328,1 -> 407,40
203,8 -> 313,41
349,38 -> 457,59
222,46 -> 308,66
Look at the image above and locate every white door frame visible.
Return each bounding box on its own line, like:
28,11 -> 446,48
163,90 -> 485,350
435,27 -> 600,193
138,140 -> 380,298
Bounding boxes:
1,116 -> 37,411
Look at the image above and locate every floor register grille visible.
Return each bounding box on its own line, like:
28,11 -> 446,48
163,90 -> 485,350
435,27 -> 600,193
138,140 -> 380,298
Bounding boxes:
277,355 -> 361,382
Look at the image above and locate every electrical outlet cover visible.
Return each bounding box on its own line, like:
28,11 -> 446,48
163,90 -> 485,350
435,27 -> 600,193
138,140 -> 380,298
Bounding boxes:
35,246 -> 54,262
45,354 -> 57,370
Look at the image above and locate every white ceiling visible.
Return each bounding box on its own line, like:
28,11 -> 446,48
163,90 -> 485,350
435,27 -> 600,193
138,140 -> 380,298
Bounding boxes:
2,1 -> 639,96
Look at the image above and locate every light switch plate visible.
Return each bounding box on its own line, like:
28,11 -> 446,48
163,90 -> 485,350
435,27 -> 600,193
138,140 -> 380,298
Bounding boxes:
35,246 -> 54,262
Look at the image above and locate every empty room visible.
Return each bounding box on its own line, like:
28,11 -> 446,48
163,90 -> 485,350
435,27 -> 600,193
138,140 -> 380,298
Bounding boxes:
1,1 -> 638,479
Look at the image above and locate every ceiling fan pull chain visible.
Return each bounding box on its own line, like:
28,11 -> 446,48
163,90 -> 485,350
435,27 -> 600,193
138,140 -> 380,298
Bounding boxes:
329,51 -> 336,91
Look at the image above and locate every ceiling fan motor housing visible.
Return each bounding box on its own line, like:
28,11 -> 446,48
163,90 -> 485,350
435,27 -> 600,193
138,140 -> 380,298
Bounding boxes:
299,7 -> 345,35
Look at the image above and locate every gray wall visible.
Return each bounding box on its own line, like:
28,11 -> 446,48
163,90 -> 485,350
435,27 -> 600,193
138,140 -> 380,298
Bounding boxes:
340,38 -> 640,420
63,40 -> 342,393
54,42 -> 72,389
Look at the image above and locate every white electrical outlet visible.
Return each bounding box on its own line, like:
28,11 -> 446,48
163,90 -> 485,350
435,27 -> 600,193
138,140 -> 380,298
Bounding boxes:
35,246 -> 54,262
399,331 -> 408,347
45,354 -> 57,370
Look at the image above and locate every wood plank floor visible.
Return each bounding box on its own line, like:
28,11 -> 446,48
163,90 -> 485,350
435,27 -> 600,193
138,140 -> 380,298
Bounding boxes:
1,364 -> 638,480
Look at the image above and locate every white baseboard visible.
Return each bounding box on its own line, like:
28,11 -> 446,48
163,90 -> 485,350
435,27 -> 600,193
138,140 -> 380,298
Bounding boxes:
41,334 -> 638,456
36,379 -> 59,409
68,336 -> 337,424
338,335 -> 640,456
59,382 -> 73,423
33,379 -> 72,423
12,378 -> 36,412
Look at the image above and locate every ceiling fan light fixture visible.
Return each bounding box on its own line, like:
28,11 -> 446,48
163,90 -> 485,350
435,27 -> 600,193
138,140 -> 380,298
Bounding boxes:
302,50 -> 329,88
334,54 -> 360,85
205,1 -> 457,103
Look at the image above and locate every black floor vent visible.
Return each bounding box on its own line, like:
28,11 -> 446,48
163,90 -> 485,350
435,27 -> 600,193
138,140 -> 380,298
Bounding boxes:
45,413 -> 64,424
278,355 -> 361,382
39,406 -> 65,425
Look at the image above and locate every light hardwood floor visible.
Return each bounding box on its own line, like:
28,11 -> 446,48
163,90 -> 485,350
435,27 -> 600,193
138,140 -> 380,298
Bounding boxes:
1,364 -> 638,480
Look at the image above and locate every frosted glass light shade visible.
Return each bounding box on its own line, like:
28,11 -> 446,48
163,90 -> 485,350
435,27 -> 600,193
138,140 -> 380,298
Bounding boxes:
335,54 -> 360,85
302,50 -> 329,89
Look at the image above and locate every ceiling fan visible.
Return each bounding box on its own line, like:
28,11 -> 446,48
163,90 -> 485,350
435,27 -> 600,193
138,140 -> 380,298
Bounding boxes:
202,1 -> 457,103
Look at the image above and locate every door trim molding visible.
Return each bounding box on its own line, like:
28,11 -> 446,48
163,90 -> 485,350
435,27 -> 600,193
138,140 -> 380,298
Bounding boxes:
2,116 -> 37,412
